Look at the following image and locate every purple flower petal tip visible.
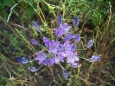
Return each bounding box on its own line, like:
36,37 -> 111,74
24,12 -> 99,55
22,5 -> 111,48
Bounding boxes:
29,67 -> 37,72
32,21 -> 41,32
89,55 -> 100,62
74,34 -> 81,43
87,39 -> 94,48
74,16 -> 79,27
17,56 -> 29,64
58,15 -> 62,26
30,39 -> 38,45
63,70 -> 69,78
72,63 -> 79,68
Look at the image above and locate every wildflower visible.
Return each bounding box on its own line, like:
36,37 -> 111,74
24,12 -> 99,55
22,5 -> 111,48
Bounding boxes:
61,41 -> 74,51
71,43 -> 77,51
86,38 -> 94,48
29,67 -> 37,72
73,16 -> 79,27
63,70 -> 69,78
55,23 -> 71,37
35,52 -> 47,64
43,37 -> 51,47
74,34 -> 81,43
53,53 -> 65,64
58,15 -> 62,26
89,55 -> 100,62
66,52 -> 79,64
60,41 -> 76,57
30,39 -> 38,45
48,40 -> 60,53
32,21 -> 41,32
43,58 -> 55,66
17,56 -> 29,64
63,33 -> 73,41
72,63 -> 79,68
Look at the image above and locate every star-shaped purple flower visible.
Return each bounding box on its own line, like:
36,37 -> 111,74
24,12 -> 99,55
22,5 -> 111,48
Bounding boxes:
35,52 -> 47,64
66,52 -> 79,64
55,23 -> 72,37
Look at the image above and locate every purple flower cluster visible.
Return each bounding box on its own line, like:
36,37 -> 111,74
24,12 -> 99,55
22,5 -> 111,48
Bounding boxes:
35,38 -> 79,66
34,16 -> 81,67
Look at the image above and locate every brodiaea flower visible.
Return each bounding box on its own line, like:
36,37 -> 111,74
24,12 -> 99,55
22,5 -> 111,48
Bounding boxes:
43,58 -> 55,66
32,21 -> 41,32
55,23 -> 71,37
66,52 -> 79,64
58,15 -> 62,26
53,53 -> 65,64
73,16 -> 79,27
35,52 -> 47,64
63,33 -> 73,41
30,39 -> 38,45
17,56 -> 29,64
29,67 -> 37,72
48,40 -> 60,53
74,34 -> 81,43
63,70 -> 69,78
89,55 -> 100,62
43,37 -> 51,47
72,63 -> 79,68
86,38 -> 94,48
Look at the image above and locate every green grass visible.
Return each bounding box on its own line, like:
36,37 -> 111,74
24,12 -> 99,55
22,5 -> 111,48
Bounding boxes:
0,0 -> 115,86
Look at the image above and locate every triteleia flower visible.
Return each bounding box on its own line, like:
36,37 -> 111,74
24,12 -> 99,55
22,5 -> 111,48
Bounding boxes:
74,34 -> 81,43
73,16 -> 79,27
43,58 -> 55,66
58,15 -> 62,26
30,39 -> 38,45
43,37 -> 51,47
48,40 -> 60,53
29,67 -> 37,72
32,21 -> 41,32
63,33 -> 73,41
61,41 -> 74,51
53,53 -> 65,64
55,23 -> 72,37
35,52 -> 47,64
63,70 -> 69,78
71,43 -> 77,51
60,41 -> 76,57
72,63 -> 79,68
66,52 -> 79,64
86,38 -> 94,48
17,56 -> 29,64
89,55 -> 100,62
